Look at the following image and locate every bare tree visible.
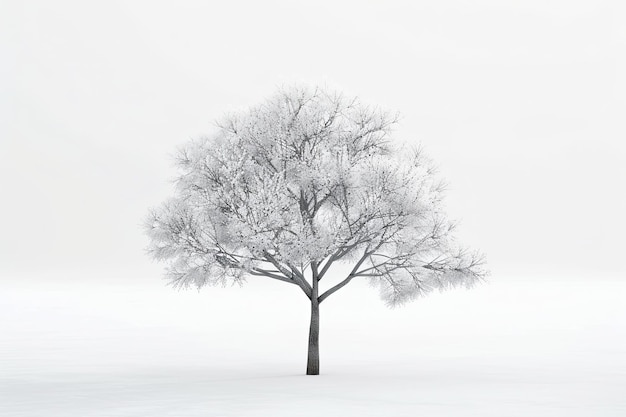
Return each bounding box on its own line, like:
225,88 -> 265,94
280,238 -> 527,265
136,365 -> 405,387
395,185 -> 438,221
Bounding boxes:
145,86 -> 486,375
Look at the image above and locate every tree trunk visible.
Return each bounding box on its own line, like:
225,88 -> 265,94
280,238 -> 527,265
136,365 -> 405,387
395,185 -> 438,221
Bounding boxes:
306,297 -> 320,375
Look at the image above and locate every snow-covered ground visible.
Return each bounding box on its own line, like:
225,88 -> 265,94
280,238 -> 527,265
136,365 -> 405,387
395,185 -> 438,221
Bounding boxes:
1,276 -> 625,416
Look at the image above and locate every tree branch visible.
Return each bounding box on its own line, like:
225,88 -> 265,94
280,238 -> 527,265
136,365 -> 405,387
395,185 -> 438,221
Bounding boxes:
249,268 -> 298,285
318,248 -> 371,303
263,251 -> 312,299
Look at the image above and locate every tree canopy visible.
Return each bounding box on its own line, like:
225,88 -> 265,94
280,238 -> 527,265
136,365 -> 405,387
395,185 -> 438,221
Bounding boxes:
146,86 -> 485,306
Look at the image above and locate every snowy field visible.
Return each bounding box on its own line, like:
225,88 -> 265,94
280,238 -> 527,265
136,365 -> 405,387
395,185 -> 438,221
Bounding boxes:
1,275 -> 624,417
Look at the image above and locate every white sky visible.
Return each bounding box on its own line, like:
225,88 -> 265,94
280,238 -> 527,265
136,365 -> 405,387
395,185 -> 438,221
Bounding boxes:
1,0 -> 625,281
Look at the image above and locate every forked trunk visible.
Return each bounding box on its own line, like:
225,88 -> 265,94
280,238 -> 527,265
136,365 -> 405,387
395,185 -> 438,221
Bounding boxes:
306,298 -> 320,375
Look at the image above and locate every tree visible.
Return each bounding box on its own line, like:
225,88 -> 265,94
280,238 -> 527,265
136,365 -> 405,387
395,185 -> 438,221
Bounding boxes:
145,86 -> 486,375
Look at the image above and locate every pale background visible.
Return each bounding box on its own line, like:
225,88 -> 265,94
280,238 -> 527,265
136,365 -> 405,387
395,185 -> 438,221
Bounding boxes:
1,1 -> 625,416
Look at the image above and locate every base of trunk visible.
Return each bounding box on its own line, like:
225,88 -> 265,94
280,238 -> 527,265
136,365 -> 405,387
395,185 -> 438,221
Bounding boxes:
306,351 -> 319,375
